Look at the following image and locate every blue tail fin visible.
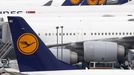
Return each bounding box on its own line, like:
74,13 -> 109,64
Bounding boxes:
8,16 -> 79,72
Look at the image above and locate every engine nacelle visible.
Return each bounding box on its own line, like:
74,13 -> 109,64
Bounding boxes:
84,41 -> 125,62
50,48 -> 78,64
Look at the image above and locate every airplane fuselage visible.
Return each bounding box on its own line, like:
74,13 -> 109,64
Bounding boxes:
0,6 -> 134,45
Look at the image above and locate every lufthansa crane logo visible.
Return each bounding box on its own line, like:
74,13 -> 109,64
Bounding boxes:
70,0 -> 80,5
17,33 -> 39,55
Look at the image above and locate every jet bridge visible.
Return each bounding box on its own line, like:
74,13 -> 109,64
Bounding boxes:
0,18 -> 14,60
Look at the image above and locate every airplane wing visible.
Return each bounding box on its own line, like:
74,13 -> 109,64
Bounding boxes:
48,36 -> 134,49
47,43 -> 69,48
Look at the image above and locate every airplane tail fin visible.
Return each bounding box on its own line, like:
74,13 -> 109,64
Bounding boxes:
8,16 -> 79,72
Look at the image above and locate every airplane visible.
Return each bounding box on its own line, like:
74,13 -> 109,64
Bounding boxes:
0,0 -> 133,75
7,16 -> 80,71
0,0 -> 45,6
5,16 -> 134,75
0,0 -> 134,6
0,4 -> 133,70
0,5 -> 134,67
5,16 -> 81,74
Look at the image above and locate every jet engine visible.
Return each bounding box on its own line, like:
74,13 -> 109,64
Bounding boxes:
50,48 -> 78,64
84,41 -> 125,62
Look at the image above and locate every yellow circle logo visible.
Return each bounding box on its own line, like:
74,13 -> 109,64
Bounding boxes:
98,0 -> 106,5
70,0 -> 80,5
87,0 -> 98,5
17,33 -> 39,55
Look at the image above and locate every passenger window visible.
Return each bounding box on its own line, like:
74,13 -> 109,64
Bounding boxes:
105,33 -> 107,35
49,33 -> 51,36
63,33 -> 65,35
130,32 -> 132,35
126,32 -> 128,35
73,33 -> 75,35
94,33 -> 97,35
45,33 -> 47,36
66,33 -> 68,36
84,33 -> 86,35
123,33 -> 125,35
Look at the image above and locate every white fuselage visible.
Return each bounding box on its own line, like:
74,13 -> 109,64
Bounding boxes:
0,6 -> 134,45
0,4 -> 134,75
17,70 -> 134,75
0,0 -> 134,6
